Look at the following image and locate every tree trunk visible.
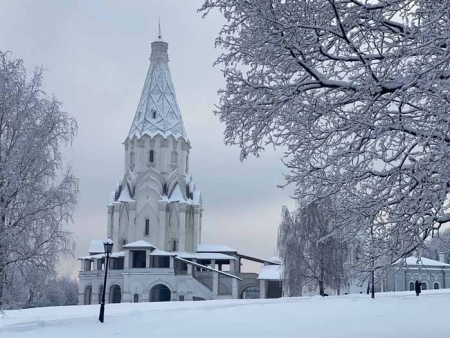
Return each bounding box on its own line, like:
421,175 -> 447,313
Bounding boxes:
371,270 -> 375,299
319,279 -> 324,296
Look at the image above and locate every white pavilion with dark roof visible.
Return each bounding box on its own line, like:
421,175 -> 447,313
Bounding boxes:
78,33 -> 280,305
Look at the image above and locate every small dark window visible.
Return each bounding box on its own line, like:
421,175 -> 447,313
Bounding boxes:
149,150 -> 154,163
152,110 -> 156,119
422,282 -> 427,290
145,219 -> 150,236
179,295 -> 185,301
409,282 -> 414,291
172,240 -> 177,252
434,282 -> 439,290
134,294 -> 139,303
132,250 -> 147,268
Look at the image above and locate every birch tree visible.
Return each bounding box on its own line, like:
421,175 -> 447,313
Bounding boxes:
201,0 -> 450,270
0,51 -> 78,307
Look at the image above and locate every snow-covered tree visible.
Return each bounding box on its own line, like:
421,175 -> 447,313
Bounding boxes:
278,206 -> 304,296
0,51 -> 78,307
422,228 -> 450,263
278,202 -> 347,296
201,0 -> 450,270
2,264 -> 78,309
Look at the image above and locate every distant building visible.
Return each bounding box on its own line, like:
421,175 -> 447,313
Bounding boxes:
78,33 -> 280,304
386,254 -> 450,292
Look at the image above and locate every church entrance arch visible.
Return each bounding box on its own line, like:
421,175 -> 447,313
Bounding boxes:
149,284 -> 171,302
109,284 -> 122,303
241,286 -> 260,299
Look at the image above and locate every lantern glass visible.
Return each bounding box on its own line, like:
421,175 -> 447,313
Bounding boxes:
103,239 -> 114,254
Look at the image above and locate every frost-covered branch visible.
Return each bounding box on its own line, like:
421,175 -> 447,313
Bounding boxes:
201,0 -> 450,271
0,51 -> 78,308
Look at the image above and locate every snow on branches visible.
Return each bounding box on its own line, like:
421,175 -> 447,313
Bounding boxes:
278,203 -> 346,296
201,0 -> 450,269
0,51 -> 78,307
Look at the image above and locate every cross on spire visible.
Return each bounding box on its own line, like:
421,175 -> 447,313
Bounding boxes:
158,19 -> 162,40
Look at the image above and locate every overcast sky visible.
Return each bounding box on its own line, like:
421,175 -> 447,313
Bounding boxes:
0,0 -> 295,276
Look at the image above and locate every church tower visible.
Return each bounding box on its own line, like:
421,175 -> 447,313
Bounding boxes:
106,34 -> 202,253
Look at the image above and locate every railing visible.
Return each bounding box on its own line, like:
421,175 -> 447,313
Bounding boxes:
79,267 -> 175,277
193,271 -> 213,291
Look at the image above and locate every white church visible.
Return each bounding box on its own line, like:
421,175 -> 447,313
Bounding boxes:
78,34 -> 282,304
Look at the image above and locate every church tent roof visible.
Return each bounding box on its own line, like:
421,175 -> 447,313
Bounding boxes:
127,37 -> 187,142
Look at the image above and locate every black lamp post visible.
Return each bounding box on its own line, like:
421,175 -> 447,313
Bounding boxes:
99,238 -> 114,323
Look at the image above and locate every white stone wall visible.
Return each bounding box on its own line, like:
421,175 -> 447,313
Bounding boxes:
78,271 -> 216,305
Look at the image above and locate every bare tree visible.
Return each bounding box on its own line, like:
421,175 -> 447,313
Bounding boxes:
201,0 -> 450,270
0,51 -> 78,307
278,202 -> 347,296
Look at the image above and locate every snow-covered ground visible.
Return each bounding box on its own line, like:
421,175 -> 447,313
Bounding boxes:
1,290 -> 449,338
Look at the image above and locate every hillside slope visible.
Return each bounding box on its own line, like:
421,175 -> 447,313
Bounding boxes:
1,290 -> 449,338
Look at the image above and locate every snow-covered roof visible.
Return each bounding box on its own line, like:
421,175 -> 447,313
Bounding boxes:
268,256 -> 282,264
122,240 -> 156,249
168,184 -> 184,203
175,252 -> 236,261
88,239 -> 110,254
78,251 -> 125,260
258,265 -> 282,280
197,244 -> 237,253
127,39 -> 187,141
118,185 -> 134,202
395,256 -> 450,267
149,249 -> 175,256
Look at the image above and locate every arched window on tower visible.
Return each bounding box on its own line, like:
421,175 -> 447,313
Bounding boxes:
149,150 -> 154,163
172,239 -> 177,252
186,154 -> 189,173
152,109 -> 156,119
171,151 -> 178,164
145,219 -> 150,236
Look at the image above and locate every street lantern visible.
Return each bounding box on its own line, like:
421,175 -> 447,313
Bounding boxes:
104,239 -> 114,255
99,238 -> 114,323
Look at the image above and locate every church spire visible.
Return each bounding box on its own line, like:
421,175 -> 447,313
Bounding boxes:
127,34 -> 187,141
